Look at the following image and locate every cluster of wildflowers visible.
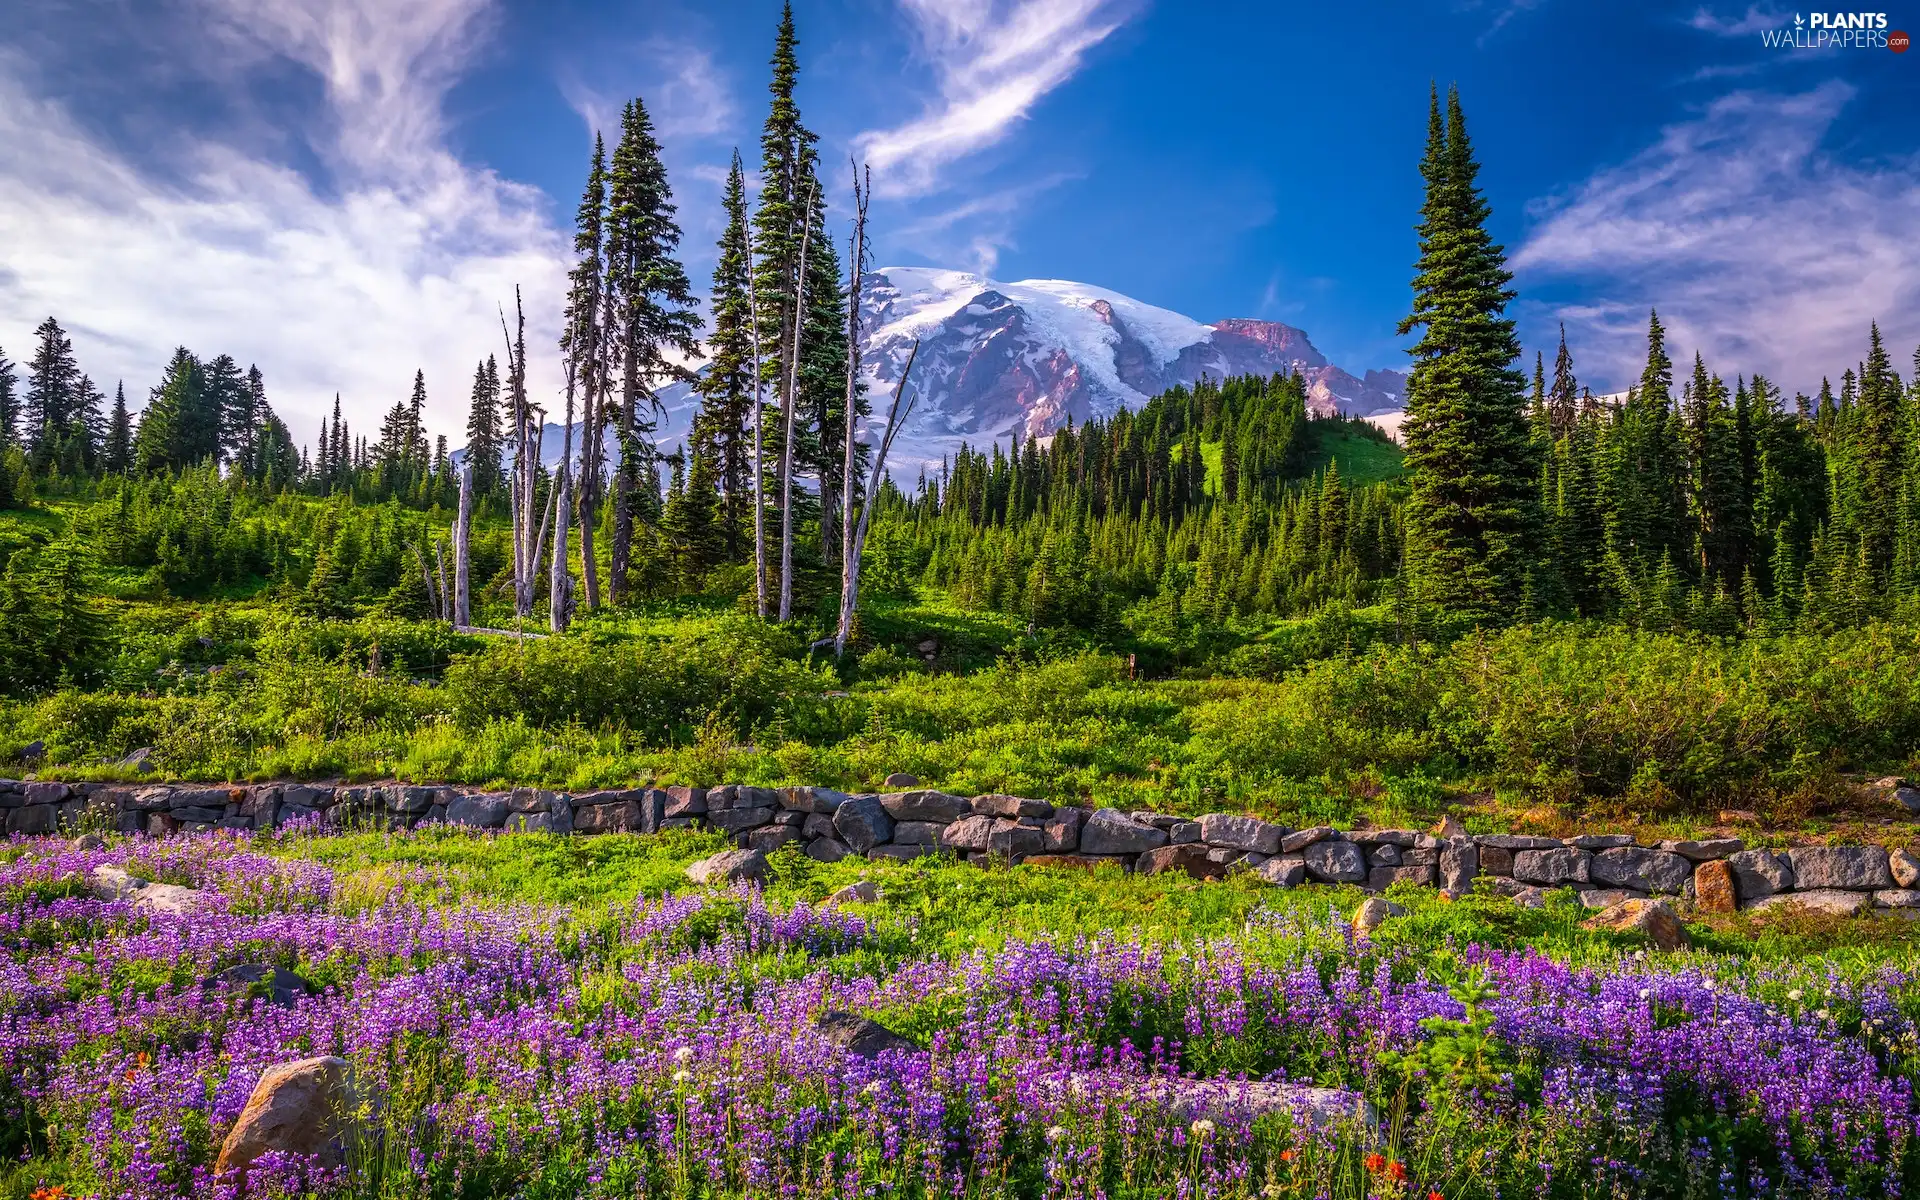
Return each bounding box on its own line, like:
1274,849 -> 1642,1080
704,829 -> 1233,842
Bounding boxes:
2,831 -> 1916,1198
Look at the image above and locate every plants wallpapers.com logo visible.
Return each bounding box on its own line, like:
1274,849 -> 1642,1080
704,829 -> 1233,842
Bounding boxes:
1760,11 -> 1909,49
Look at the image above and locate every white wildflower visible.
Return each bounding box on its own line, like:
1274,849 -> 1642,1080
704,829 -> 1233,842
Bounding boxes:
1045,1125 -> 1067,1143
673,1046 -> 695,1064
1190,1119 -> 1216,1138
672,1070 -> 690,1084
1787,989 -> 1803,1002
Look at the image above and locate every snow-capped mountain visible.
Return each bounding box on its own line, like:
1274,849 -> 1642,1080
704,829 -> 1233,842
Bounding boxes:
859,268 -> 1404,470
469,268 -> 1405,475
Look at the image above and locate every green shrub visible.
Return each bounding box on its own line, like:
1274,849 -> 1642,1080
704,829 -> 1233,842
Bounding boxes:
442,615 -> 828,742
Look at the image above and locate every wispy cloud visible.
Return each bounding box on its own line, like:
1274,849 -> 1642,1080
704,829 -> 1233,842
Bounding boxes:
1512,80 -> 1920,394
888,172 -> 1078,274
1462,0 -> 1547,46
856,0 -> 1136,198
0,0 -> 570,445
1686,4 -> 1787,36
562,37 -> 734,143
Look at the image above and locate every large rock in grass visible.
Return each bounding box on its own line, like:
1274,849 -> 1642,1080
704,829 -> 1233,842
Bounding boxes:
1256,855 -> 1306,886
89,864 -> 206,915
813,1012 -> 917,1059
1438,838 -> 1478,896
685,849 -> 768,886
215,1056 -> 358,1192
1582,898 -> 1689,951
1078,809 -> 1167,856
940,814 -> 995,853
1196,813 -> 1284,855
203,964 -> 317,1010
1041,806 -> 1086,852
1787,846 -> 1893,891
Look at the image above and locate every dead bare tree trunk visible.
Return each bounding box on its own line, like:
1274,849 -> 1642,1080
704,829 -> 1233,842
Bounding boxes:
836,164 -> 870,649
454,464 -> 473,626
778,178 -> 817,624
835,340 -> 918,657
416,544 -> 441,622
434,540 -> 452,622
550,464 -> 572,632
500,289 -> 539,621
744,222 -> 769,620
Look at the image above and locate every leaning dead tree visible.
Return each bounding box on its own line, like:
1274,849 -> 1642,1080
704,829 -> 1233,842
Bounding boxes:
831,340 -> 918,657
777,178 -> 818,624
834,162 -> 870,652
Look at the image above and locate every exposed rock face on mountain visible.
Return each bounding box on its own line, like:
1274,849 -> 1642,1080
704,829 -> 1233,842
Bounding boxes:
470,267 -> 1404,475
857,268 -> 1404,469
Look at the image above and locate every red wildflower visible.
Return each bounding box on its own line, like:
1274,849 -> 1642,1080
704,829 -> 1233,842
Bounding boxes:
1388,1160 -> 1408,1183
1364,1152 -> 1386,1172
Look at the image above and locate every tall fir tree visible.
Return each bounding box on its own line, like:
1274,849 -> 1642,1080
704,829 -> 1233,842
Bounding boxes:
0,345 -> 16,450
1394,86 -> 1539,624
605,95 -> 702,601
24,317 -> 81,467
697,150 -> 760,558
103,383 -> 131,475
464,356 -> 503,496
750,3 -> 817,476
132,348 -> 205,474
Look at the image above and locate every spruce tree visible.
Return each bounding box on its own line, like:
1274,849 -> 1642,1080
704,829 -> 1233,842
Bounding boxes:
104,383 -> 131,474
605,94 -> 702,600
1852,322 -> 1903,576
133,348 -> 204,474
697,150 -> 760,559
1547,324 -> 1577,439
0,346 -> 16,450
24,317 -> 81,467
751,4 -> 817,475
464,356 -> 503,496
1394,86 -> 1539,624
202,354 -> 250,467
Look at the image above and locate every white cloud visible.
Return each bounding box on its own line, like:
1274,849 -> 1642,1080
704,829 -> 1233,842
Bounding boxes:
887,172 -> 1077,274
856,0 -> 1134,198
0,0 -> 571,448
1686,4 -> 1788,36
1512,80 -> 1920,395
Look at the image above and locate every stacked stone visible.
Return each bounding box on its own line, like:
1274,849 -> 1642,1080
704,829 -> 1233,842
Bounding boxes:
11,778 -> 1916,912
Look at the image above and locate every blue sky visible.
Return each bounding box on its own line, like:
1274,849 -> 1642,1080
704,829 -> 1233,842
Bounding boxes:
1,0 -> 1915,440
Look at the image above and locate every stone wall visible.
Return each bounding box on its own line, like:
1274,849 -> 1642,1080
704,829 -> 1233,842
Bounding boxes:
8,777 -> 1918,915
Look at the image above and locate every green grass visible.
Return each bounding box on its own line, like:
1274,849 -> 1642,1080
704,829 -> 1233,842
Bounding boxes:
1302,427 -> 1405,485
256,826 -> 1920,973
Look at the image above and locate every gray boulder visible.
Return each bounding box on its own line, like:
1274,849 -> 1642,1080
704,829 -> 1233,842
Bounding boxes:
1078,809 -> 1167,856
1352,896 -> 1406,936
880,790 -> 972,822
1891,848 -> 1920,888
1727,849 -> 1793,901
832,795 -> 895,852
986,819 -> 1044,858
805,837 -> 851,863
1659,837 -> 1744,861
781,787 -> 852,813
203,963 -> 317,1009
971,793 -> 1052,819
1512,847 -> 1591,885
813,1012 -> 917,1058
1439,838 -> 1478,895
446,793 -> 510,828
1196,813 -> 1284,855
891,820 -> 946,846
709,806 -> 774,833
1280,826 -> 1334,853
661,785 -> 707,817
1302,839 -> 1367,883
1590,847 -> 1691,893
1041,806 -> 1087,852
941,814 -> 995,853
1256,856 -> 1306,886
685,849 -> 768,886
1751,888 -> 1871,916
1787,846 -> 1893,891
